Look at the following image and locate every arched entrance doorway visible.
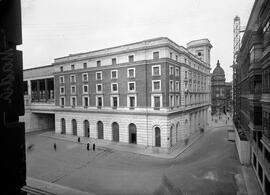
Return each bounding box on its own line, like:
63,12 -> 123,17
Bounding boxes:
61,118 -> 65,134
129,123 -> 137,144
97,121 -> 104,139
72,119 -> 77,136
155,127 -> 161,147
84,120 -> 90,137
112,122 -> 119,142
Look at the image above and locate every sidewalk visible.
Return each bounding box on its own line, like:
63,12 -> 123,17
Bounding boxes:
241,166 -> 263,195
23,177 -> 94,195
41,130 -> 206,159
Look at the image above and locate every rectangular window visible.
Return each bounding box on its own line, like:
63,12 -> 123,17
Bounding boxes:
71,85 -> 76,94
111,83 -> 118,92
176,55 -> 178,61
70,75 -> 76,83
60,86 -> 65,95
129,96 -> 135,108
60,97 -> 65,106
127,68 -> 135,78
129,55 -> 134,62
152,80 -> 161,91
169,95 -> 174,107
96,84 -> 102,93
175,81 -> 179,92
96,71 -> 102,80
71,96 -> 76,107
60,66 -> 63,72
154,96 -> 161,108
83,85 -> 88,94
112,96 -> 118,108
170,52 -> 172,59
83,96 -> 89,107
153,52 -> 159,59
71,64 -> 75,70
128,82 -> 135,92
176,95 -> 179,106
152,65 -> 161,76
169,66 -> 174,75
83,62 -> 87,69
97,96 -> 103,107
59,76 -> 65,83
82,73 -> 88,82
169,80 -> 174,92
175,67 -> 179,76
112,58 -> 116,65
97,60 -> 101,67
111,70 -> 118,79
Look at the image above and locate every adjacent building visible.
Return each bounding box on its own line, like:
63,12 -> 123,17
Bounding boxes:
233,0 -> 270,194
21,37 -> 212,150
211,60 -> 232,114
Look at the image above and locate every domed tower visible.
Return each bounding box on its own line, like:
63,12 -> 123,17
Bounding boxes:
187,39 -> 212,66
211,60 -> 226,114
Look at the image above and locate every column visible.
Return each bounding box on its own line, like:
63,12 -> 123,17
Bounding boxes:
37,80 -> 40,101
45,79 -> 48,101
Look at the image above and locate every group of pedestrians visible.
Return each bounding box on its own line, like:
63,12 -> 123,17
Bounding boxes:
52,137 -> 96,152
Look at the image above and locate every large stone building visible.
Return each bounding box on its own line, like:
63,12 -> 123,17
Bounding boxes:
21,37 -> 212,151
211,60 -> 232,114
233,0 -> 270,194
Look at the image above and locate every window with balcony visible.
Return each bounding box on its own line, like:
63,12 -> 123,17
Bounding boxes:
111,70 -> 118,79
152,65 -> 161,76
152,80 -> 161,91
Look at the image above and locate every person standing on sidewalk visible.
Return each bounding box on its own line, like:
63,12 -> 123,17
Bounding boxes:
53,143 -> 57,151
93,143 -> 95,151
87,143 -> 90,151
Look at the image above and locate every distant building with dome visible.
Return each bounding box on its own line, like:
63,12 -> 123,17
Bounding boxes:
211,60 -> 232,114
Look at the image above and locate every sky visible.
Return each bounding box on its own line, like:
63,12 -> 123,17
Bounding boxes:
19,0 -> 255,81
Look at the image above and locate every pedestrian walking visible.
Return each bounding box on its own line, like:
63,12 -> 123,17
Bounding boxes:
93,143 -> 95,151
78,137 -> 80,143
53,143 -> 57,151
87,143 -> 90,151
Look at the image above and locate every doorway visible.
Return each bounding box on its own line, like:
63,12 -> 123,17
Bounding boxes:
155,127 -> 161,147
129,123 -> 137,144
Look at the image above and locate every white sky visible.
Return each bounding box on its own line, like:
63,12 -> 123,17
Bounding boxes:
19,0 -> 254,81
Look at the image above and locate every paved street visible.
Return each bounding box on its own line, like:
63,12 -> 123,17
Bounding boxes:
26,118 -> 243,195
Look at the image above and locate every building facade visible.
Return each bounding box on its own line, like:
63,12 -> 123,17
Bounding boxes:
211,60 -> 232,114
22,37 -> 212,151
233,0 -> 270,194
